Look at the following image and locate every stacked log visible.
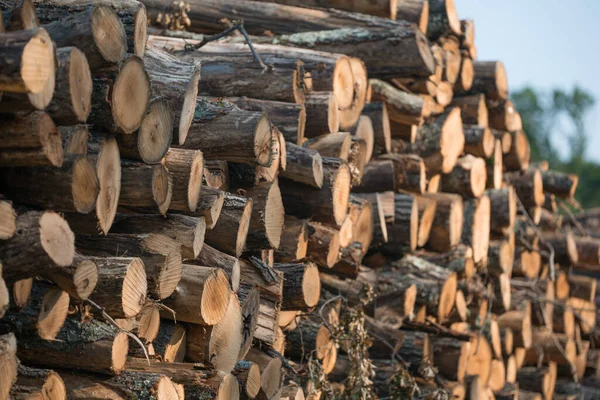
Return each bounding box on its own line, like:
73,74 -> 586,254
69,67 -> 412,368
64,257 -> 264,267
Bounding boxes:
0,0 -> 596,399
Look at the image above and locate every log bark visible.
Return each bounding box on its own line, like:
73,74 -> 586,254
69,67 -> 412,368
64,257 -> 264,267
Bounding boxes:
75,234 -> 182,300
143,45 -> 200,145
370,78 -> 431,125
542,232 -> 578,265
380,153 -> 426,193
233,361 -> 262,400
263,25 -> 435,80
15,315 -> 130,374
280,158 -> 351,226
504,169 -> 544,208
10,365 -> 67,400
285,317 -> 338,374
382,254 -> 458,322
204,194 -> 253,257
88,55 -> 150,134
432,336 -> 471,381
227,97 -> 306,145
463,125 -> 494,158
0,211 -> 74,282
244,348 -> 283,399
279,143 -> 323,189
517,363 -> 556,400
422,192 -> 463,252
0,27 -> 54,94
352,160 -> 395,193
467,60 -> 509,101
488,99 -> 522,132
109,214 -> 206,260
2,0 -> 38,31
0,111 -> 63,167
426,0 -> 461,40
441,155 -> 487,198
119,161 -> 172,216
541,170 -> 578,199
382,193 -> 418,253
487,186 -> 517,235
303,91 -> 339,136
0,155 -> 99,214
306,222 -> 341,268
414,244 -> 475,279
178,98 -> 273,166
274,262 -> 320,311
162,265 -> 232,326
409,107 -> 464,173
274,216 -> 308,263
450,94 -> 489,126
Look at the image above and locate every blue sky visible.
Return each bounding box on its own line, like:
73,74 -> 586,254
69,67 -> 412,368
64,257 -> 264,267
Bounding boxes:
455,0 -> 600,161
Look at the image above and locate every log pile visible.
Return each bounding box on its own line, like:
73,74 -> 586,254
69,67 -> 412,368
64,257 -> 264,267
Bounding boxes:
0,0 -> 598,399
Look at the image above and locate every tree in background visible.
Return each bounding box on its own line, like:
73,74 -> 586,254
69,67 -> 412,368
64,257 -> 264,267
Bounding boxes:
512,86 -> 600,208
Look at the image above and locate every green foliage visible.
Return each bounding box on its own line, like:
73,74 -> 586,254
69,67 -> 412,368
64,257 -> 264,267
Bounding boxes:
512,85 -> 600,207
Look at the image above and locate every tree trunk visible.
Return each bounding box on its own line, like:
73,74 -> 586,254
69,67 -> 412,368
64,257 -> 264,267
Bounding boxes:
0,211 -> 74,282
352,159 -> 396,193
0,111 -> 63,167
274,262 -> 320,311
178,98 -> 273,166
382,193 -> 418,253
285,317 -> 338,374
541,170 -> 578,199
441,155 -> 487,198
75,233 -> 182,300
204,193 -> 253,257
463,125 -> 494,158
60,125 -> 88,156
193,244 -> 240,293
40,253 -> 98,302
0,333 -> 18,400
431,336 -> 471,381
541,232 -> 578,265
118,161 -> 172,216
10,365 -> 67,400
232,361 -> 262,400
274,216 -> 308,263
362,102 -> 391,155
414,244 -> 475,279
0,155 -> 99,214
279,143 -> 323,189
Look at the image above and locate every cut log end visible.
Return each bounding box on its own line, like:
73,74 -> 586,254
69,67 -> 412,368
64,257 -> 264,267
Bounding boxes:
255,115 -> 274,166
91,5 -> 127,63
333,56 -> 355,110
111,331 -> 129,374
112,56 -> 150,134
21,28 -> 55,94
138,99 -> 174,164
152,164 -> 173,216
133,5 -> 148,58
95,137 -> 121,234
201,269 -> 232,325
303,263 -> 321,309
120,258 -> 148,318
40,211 -> 75,267
138,304 -> 161,343
68,47 -> 93,123
261,357 -> 282,398
439,271 -> 458,321
218,374 -> 240,400
178,63 -> 202,145
40,370 -> 67,400
38,288 -> 69,340
440,107 -> 465,173
155,252 -> 183,300
265,182 -> 285,249
73,258 -> 98,300
155,376 -> 181,400
210,296 -> 243,373
333,164 -> 352,225
72,157 -> 100,213
0,201 -> 16,239
467,336 -> 493,384
244,363 -> 262,399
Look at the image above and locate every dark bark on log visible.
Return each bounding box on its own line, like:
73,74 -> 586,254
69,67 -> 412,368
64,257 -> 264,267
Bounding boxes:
450,94 -> 488,126
380,153 -> 426,194
467,60 -> 509,101
370,78 -> 431,125
0,111 -> 63,167
422,192 -> 463,252
204,193 -> 253,257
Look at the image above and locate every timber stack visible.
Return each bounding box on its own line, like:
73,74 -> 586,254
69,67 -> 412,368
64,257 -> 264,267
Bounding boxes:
0,0 -> 598,399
